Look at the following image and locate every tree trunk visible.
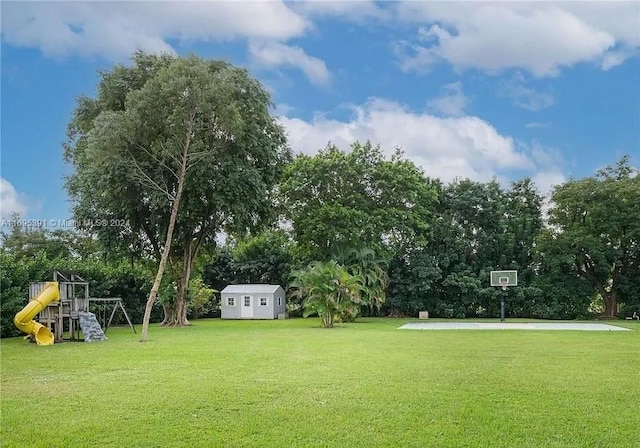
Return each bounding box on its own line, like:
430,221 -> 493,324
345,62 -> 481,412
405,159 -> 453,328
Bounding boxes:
159,255 -> 180,326
166,250 -> 192,327
163,243 -> 193,326
160,303 -> 177,326
139,131 -> 192,342
178,242 -> 193,326
175,298 -> 189,326
603,290 -> 618,317
139,195 -> 182,341
179,250 -> 192,325
171,231 -> 208,326
576,266 -> 618,318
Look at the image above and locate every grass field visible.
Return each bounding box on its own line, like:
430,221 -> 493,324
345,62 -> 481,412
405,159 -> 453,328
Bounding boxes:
1,318 -> 639,447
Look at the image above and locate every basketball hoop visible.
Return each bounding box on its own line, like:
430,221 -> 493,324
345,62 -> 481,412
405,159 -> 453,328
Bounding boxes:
491,270 -> 517,323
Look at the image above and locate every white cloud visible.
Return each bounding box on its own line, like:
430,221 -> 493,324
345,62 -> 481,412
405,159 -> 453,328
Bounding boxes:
0,1 -> 326,83
601,49 -> 636,71
532,168 -> 566,222
526,122 -> 550,129
291,0 -> 389,22
394,2 -> 639,76
272,103 -> 296,117
279,98 -> 540,183
0,178 -> 29,220
392,40 -> 439,74
525,141 -> 566,202
532,171 -> 566,196
499,75 -> 555,111
560,2 -> 640,47
427,81 -> 469,117
1,2 -> 309,59
248,41 -> 331,86
4,1 -> 636,83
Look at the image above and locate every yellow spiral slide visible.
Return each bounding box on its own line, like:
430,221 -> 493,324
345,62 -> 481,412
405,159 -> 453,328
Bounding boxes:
13,281 -> 60,346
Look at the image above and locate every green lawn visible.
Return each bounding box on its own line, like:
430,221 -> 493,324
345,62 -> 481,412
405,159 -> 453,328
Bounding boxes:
1,318 -> 639,447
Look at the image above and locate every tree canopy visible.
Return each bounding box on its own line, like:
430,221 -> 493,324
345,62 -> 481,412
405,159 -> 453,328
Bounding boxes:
64,51 -> 290,338
280,141 -> 438,261
541,156 -> 640,316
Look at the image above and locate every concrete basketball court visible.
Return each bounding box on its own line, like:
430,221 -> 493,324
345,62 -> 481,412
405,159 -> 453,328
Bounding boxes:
398,322 -> 631,331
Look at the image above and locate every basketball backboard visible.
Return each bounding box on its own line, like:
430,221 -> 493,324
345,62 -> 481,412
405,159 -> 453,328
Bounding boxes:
490,270 -> 517,289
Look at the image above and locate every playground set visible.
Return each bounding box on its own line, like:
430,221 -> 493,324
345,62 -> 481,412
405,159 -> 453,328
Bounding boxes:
13,270 -> 136,346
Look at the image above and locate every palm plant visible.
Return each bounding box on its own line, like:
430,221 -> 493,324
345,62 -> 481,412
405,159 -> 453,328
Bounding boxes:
332,247 -> 389,315
288,260 -> 363,328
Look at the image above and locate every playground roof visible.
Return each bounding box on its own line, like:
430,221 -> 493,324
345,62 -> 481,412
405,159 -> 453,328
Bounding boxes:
53,270 -> 86,282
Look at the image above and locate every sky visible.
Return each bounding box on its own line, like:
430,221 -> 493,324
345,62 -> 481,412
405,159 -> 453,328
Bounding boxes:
1,0 -> 639,225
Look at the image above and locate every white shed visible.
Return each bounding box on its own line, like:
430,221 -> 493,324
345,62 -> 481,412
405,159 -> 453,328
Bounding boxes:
220,284 -> 286,319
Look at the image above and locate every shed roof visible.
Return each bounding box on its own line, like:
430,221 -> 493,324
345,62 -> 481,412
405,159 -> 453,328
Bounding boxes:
221,284 -> 283,294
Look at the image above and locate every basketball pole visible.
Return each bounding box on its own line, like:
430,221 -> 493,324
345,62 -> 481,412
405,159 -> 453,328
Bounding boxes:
500,284 -> 506,323
492,271 -> 516,323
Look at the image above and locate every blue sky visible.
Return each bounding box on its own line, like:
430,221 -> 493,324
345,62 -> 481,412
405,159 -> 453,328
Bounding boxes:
1,1 -> 639,224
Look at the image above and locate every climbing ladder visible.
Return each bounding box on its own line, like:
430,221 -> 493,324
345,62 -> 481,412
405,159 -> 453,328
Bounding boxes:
78,311 -> 107,342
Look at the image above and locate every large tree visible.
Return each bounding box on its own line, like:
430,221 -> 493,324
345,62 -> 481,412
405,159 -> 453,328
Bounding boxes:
541,156 -> 640,317
387,177 -> 544,318
64,52 -> 290,340
280,141 -> 438,261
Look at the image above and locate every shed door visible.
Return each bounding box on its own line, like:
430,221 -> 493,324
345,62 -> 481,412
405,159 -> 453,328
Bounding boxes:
241,295 -> 252,318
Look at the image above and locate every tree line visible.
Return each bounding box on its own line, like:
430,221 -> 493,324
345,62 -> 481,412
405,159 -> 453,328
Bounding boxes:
1,52 -> 638,336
